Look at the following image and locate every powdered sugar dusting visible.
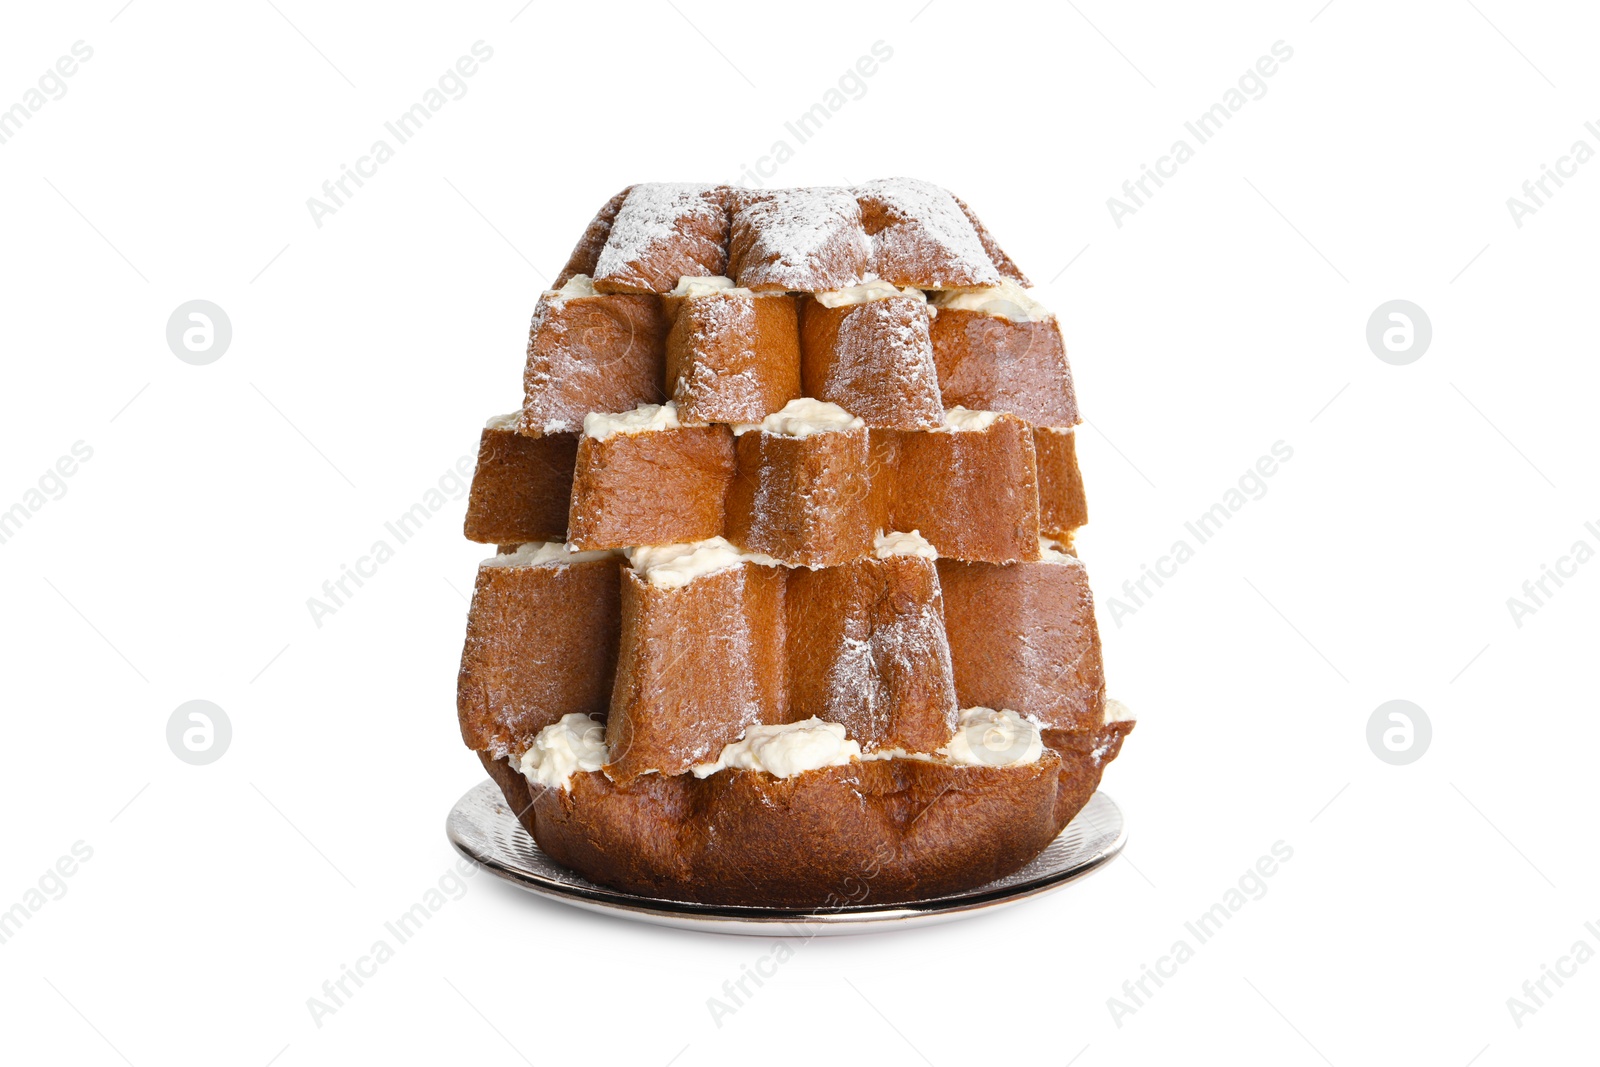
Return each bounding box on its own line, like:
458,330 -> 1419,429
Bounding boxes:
824,297 -> 943,428
855,177 -> 1000,289
593,183 -> 726,290
729,187 -> 870,291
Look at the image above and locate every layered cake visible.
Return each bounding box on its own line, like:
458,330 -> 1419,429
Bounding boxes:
456,179 -> 1133,907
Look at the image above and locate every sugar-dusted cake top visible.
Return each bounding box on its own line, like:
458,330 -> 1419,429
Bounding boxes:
557,178 -> 1030,296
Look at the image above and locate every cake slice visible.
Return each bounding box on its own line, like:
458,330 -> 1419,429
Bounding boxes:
891,408 -> 1042,563
937,541 -> 1106,731
663,277 -> 800,424
456,544 -> 623,761
724,399 -> 874,567
855,177 -> 1001,289
591,183 -> 731,294
727,187 -> 870,292
555,185 -> 632,287
566,403 -> 735,550
521,275 -> 669,435
798,282 -> 944,430
463,412 -> 578,545
605,540 -> 788,782
785,532 -> 959,753
929,281 -> 1080,427
1035,426 -> 1088,543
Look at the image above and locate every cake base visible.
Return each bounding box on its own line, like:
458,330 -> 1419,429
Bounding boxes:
470,721 -> 1131,909
446,779 -> 1127,933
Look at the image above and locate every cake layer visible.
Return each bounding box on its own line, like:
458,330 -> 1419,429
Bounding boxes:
566,179 -> 1023,295
938,547 -> 1106,731
468,401 -> 1081,557
484,714 -> 1133,906
458,536 -> 1108,780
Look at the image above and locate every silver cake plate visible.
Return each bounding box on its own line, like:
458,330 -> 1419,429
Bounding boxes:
446,778 -> 1127,935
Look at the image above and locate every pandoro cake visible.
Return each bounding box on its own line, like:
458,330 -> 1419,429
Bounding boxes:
456,178 -> 1133,907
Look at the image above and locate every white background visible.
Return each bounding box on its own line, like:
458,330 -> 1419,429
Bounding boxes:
2,1 -> 1596,1063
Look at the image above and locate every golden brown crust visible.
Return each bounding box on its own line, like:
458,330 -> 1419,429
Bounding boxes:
1035,427 -> 1088,537
865,428 -> 902,536
522,292 -> 669,435
937,556 -> 1105,731
665,293 -> 801,424
463,428 -> 579,545
478,748 -> 535,823
950,193 -> 1030,286
798,297 -> 943,430
727,187 -> 870,292
457,557 -> 623,759
566,425 -> 735,550
929,309 -> 1079,427
483,717 -> 1131,907
785,556 -> 958,753
891,415 -> 1042,563
555,186 -> 632,288
557,184 -> 1029,294
855,179 -> 1000,290
604,564 -> 788,783
724,426 -> 874,567
591,185 -> 732,295
1043,720 -> 1133,826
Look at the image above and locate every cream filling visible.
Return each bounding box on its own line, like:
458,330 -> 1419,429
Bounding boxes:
813,280 -> 927,307
865,708 -> 1044,768
583,401 -> 682,440
1105,698 -> 1136,723
941,707 -> 1044,766
931,279 -> 1053,322
515,714 -> 608,790
547,273 -> 597,304
484,410 -> 522,431
668,275 -> 787,299
874,530 -> 939,560
680,705 -> 1054,784
482,542 -> 620,569
1037,537 -> 1078,564
670,275 -> 749,298
626,536 -> 785,589
943,406 -> 1001,432
732,397 -> 864,437
691,718 -> 862,779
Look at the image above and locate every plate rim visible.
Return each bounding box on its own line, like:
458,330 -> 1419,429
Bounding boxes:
446,778 -> 1126,929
